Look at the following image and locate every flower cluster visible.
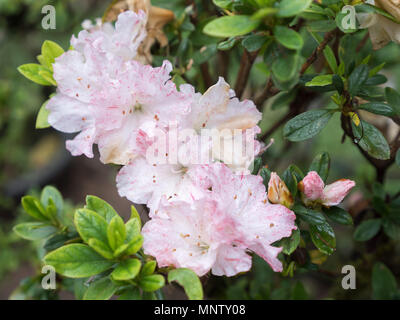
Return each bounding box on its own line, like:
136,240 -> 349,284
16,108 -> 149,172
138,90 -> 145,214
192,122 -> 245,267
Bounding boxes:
46,10 -> 300,276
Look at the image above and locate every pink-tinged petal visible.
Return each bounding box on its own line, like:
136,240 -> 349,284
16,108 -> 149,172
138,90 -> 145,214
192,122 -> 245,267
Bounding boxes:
249,243 -> 284,272
142,200 -> 235,276
116,157 -> 204,216
189,163 -> 296,272
46,94 -> 92,134
299,171 -> 325,203
66,127 -> 96,158
212,245 -> 252,277
321,179 -> 356,207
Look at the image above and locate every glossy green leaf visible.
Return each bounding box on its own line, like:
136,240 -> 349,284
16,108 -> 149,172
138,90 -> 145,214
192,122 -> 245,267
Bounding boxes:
168,268 -> 204,300
13,222 -> 57,241
83,277 -> 118,300
111,259 -> 141,281
274,227 -> 300,255
354,219 -> 382,241
17,64 -> 53,86
358,102 -> 395,117
44,244 -> 114,278
36,100 -> 51,129
309,152 -> 330,182
139,275 -> 165,292
21,196 -> 48,221
75,209 -> 109,245
217,37 -> 238,51
310,223 -> 336,255
348,65 -> 369,96
323,206 -> 353,225
242,34 -> 268,52
203,16 -> 260,38
122,234 -> 143,256
107,215 -> 126,251
41,186 -> 63,216
385,87 -> 400,115
129,205 -> 142,230
271,52 -> 300,83
372,262 -> 398,300
88,238 -> 114,259
141,260 -> 157,277
283,110 -> 334,142
306,75 -> 333,87
118,287 -> 141,300
41,40 -> 64,71
277,0 -> 312,17
352,120 -> 390,160
274,26 -> 303,50
85,195 -> 118,223
293,204 -> 327,225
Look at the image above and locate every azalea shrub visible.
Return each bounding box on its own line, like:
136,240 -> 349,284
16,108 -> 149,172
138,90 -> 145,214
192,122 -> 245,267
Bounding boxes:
12,0 -> 400,300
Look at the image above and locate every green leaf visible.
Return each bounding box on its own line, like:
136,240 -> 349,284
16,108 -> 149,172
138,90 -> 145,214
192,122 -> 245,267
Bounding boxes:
36,100 -> 51,129
217,37 -> 238,51
18,64 -> 53,86
354,219 -> 382,241
44,244 -> 114,278
118,287 -> 141,300
21,196 -> 48,221
83,277 -> 118,300
293,204 -> 327,225
88,238 -> 114,259
212,0 -> 232,10
382,218 -> 400,240
283,110 -> 334,142
122,234 -> 143,256
168,268 -> 204,300
332,74 -> 344,94
306,75 -> 333,87
107,215 -> 126,251
41,40 -> 64,71
274,227 -> 300,255
39,70 -> 56,86
310,223 -> 336,255
85,196 -> 118,223
203,15 -> 260,38
358,102 -> 395,117
372,262 -> 398,300
323,206 -> 353,225
129,205 -> 142,230
141,260 -> 157,277
75,209 -> 109,245
274,26 -> 303,50
252,7 -> 279,20
277,0 -> 312,18
41,186 -> 63,216
309,152 -> 330,182
271,52 -> 300,83
291,281 -> 309,300
385,87 -> 400,115
352,120 -> 390,160
323,45 -> 337,73
111,259 -> 141,281
139,275 -> 165,292
348,65 -> 369,97
13,222 -> 57,241
242,34 -> 268,52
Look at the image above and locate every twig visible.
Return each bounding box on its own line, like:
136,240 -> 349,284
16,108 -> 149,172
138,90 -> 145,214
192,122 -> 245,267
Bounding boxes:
300,29 -> 337,75
234,49 -> 259,99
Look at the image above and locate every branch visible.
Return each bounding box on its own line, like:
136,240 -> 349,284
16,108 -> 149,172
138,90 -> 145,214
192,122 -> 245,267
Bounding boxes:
234,49 -> 259,99
300,29 -> 337,75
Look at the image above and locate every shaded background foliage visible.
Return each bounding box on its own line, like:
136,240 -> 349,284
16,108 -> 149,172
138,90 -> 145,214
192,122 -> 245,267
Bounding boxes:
0,0 -> 399,299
